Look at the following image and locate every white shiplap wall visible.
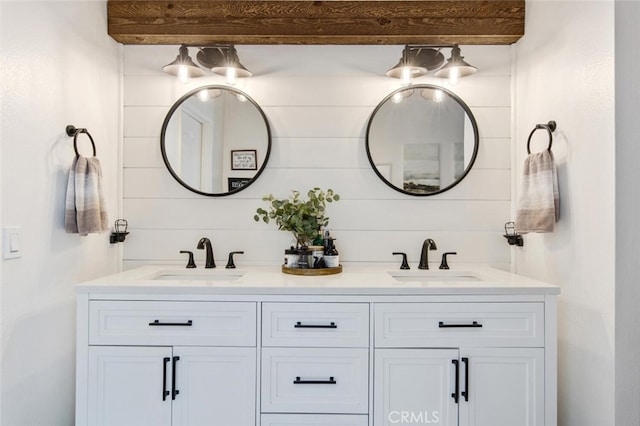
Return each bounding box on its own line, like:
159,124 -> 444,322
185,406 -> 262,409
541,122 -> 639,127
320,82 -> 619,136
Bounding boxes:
122,45 -> 511,269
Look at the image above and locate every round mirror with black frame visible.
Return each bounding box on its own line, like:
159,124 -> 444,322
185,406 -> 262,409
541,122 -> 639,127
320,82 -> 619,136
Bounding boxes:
161,85 -> 271,196
365,84 -> 479,196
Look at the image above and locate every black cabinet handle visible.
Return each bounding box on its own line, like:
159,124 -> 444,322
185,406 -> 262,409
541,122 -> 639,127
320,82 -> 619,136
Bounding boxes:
439,321 -> 483,328
293,376 -> 337,384
451,359 -> 459,403
171,356 -> 180,400
162,357 -> 170,401
149,320 -> 193,327
294,321 -> 337,329
461,357 -> 469,402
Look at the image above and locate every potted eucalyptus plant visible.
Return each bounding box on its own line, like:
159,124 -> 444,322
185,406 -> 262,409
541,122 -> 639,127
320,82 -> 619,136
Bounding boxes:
254,188 -> 340,248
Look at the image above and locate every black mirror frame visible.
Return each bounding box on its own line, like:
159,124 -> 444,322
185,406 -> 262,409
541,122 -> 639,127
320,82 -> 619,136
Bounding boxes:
365,84 -> 479,197
160,85 -> 272,197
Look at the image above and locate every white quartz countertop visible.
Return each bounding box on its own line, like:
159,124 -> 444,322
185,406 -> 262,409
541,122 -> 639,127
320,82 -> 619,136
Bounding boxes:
76,264 -> 560,296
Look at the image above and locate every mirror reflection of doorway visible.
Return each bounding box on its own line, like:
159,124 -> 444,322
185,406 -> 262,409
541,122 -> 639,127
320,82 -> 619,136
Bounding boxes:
180,110 -> 204,189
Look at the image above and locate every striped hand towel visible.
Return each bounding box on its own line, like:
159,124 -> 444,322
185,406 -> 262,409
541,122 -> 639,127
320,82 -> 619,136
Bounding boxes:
515,150 -> 559,233
65,156 -> 109,235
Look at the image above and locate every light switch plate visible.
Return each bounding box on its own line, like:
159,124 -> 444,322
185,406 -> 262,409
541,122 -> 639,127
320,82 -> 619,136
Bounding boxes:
3,226 -> 22,259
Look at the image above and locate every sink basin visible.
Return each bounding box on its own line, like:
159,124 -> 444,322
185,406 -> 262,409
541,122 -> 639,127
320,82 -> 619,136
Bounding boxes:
387,270 -> 480,282
152,269 -> 247,282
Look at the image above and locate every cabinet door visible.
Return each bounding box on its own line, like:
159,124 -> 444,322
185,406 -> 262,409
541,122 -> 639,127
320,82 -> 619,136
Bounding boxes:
172,347 -> 256,426
459,348 -> 544,426
374,349 -> 459,426
88,346 -> 172,426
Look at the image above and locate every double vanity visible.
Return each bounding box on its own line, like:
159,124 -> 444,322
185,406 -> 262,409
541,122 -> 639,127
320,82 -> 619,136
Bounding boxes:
75,265 -> 559,426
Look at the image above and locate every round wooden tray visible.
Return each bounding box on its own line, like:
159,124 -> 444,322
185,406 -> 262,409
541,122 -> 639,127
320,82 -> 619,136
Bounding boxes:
281,265 -> 342,276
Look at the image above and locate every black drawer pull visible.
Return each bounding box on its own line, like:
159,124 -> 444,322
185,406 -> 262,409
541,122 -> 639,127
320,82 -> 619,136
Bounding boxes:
293,376 -> 337,384
162,357 -> 170,401
294,321 -> 337,329
461,357 -> 469,402
439,321 -> 483,328
172,356 -> 180,400
149,320 -> 193,327
451,359 -> 459,403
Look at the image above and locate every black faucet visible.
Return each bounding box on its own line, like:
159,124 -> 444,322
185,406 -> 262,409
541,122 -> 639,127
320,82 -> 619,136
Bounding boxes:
197,237 -> 216,268
392,252 -> 410,270
226,251 -> 244,269
179,250 -> 196,268
418,239 -> 437,269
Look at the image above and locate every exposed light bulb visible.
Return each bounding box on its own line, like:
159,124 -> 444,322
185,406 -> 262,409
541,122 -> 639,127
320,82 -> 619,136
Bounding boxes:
226,67 -> 237,85
392,92 -> 404,104
448,68 -> 460,85
177,65 -> 189,83
433,89 -> 445,103
237,94 -> 247,102
197,89 -> 210,102
400,67 -> 412,86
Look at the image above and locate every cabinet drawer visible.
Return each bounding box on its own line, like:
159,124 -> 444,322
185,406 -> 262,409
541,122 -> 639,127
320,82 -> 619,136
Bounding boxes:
261,414 -> 368,426
262,303 -> 369,347
261,348 -> 369,414
375,303 -> 544,348
89,301 -> 256,346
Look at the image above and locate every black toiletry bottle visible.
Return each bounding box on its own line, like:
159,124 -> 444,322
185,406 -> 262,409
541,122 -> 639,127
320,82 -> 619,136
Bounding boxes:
324,238 -> 339,268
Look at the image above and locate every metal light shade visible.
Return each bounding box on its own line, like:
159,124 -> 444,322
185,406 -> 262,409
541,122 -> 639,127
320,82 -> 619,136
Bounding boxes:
386,62 -> 427,79
162,45 -> 204,78
386,46 -> 427,79
434,45 -> 477,79
210,46 -> 253,78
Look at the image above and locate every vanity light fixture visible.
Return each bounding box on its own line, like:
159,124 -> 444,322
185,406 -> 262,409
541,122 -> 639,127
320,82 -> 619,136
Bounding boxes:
420,87 -> 446,103
433,45 -> 477,84
163,44 -> 253,85
162,45 -> 205,83
391,89 -> 415,104
205,46 -> 253,85
387,44 -> 477,85
197,88 -> 222,102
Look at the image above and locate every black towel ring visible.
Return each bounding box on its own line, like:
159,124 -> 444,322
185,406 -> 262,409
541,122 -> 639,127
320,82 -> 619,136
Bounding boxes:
66,125 -> 96,157
527,121 -> 557,154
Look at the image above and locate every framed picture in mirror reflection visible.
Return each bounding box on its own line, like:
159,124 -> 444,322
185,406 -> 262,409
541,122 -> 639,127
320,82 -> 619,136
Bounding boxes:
231,149 -> 257,170
403,143 -> 440,193
228,177 -> 252,191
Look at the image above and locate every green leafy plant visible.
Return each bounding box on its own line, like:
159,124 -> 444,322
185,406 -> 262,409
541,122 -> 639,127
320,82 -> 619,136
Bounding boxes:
254,188 -> 340,248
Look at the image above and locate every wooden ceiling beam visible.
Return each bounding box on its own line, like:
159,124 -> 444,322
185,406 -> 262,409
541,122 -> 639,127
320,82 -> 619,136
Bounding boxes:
108,0 -> 525,45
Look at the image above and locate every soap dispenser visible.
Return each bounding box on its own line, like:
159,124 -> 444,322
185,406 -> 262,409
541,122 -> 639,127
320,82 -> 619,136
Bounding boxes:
324,238 -> 339,268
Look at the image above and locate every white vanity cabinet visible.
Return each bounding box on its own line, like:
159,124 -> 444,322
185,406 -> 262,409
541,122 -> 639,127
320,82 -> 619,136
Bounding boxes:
260,303 -> 370,424
75,266 -> 559,426
374,303 -> 547,426
87,346 -> 256,426
77,300 -> 257,426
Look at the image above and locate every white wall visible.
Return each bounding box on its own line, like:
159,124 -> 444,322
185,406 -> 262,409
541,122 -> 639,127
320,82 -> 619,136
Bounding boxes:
0,2 -> 121,425
513,2 -> 615,425
615,0 -> 640,424
123,45 -> 512,270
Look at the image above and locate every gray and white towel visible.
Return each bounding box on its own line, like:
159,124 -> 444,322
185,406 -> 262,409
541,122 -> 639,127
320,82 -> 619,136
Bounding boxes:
515,150 -> 559,233
65,156 -> 108,235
